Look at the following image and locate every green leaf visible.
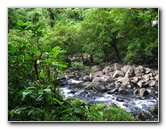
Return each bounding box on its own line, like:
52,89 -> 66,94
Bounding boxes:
38,89 -> 44,94
53,98 -> 63,105
28,109 -> 33,116
37,60 -> 40,64
17,19 -> 24,26
39,70 -> 44,78
8,44 -> 17,52
44,88 -> 51,94
22,91 -> 29,100
43,47 -> 51,51
52,46 -> 60,51
98,111 -> 103,116
30,47 -> 38,53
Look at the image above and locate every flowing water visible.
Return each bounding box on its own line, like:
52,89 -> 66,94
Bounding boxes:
58,77 -> 158,121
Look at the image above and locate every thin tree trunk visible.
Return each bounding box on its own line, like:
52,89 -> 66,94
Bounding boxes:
47,8 -> 55,28
110,34 -> 122,62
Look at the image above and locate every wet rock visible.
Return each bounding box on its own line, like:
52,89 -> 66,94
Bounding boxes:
139,88 -> 149,97
135,112 -> 146,121
68,79 -> 83,85
69,90 -> 76,94
83,75 -> 91,81
149,80 -> 158,87
123,103 -> 129,107
116,97 -> 124,102
107,88 -> 119,94
75,89 -> 85,96
133,89 -> 139,96
118,87 -> 128,94
149,106 -> 158,115
141,82 -> 150,88
92,77 -> 108,92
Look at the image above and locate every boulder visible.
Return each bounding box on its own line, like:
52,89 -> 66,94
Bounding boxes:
132,76 -> 140,83
143,74 -> 150,82
92,77 -> 108,92
121,65 -> 132,73
102,75 -> 114,83
102,66 -> 114,75
145,68 -> 152,74
137,80 -> 144,88
155,74 -> 159,81
113,70 -> 124,78
118,86 -> 128,94
114,63 -> 121,70
108,72 -> 113,78
125,67 -> 135,78
92,71 -> 103,78
117,77 -> 131,86
133,89 -> 139,96
135,65 -> 145,75
149,80 -> 158,87
152,70 -> 158,76
139,88 -> 149,97
83,75 -> 91,81
91,65 -> 102,73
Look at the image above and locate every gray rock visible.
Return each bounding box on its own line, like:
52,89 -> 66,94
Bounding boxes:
113,70 -> 124,78
83,75 -> 91,81
118,87 -> 128,94
139,88 -> 149,97
107,88 -> 119,94
121,65 -> 132,73
155,74 -> 159,81
92,77 -> 108,92
93,71 -> 104,78
114,63 -> 121,70
135,65 -> 145,75
117,77 -> 131,86
91,65 -> 102,73
102,66 -> 113,75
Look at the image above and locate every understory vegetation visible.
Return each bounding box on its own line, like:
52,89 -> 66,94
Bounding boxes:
8,8 -> 158,121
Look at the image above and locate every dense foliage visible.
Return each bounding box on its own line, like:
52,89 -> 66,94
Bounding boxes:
8,8 -> 158,121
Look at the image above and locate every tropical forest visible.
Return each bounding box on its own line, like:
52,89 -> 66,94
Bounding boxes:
8,8 -> 159,121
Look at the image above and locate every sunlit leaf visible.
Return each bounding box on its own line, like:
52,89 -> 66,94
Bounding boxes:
38,89 -> 44,94
53,98 -> 63,105
17,19 -> 24,26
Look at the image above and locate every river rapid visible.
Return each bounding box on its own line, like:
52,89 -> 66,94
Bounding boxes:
57,76 -> 158,121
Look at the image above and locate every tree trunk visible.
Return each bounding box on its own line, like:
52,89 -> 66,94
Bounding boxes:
47,8 -> 55,28
110,34 -> 122,62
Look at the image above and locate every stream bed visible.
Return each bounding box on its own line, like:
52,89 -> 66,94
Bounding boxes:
58,77 -> 158,121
